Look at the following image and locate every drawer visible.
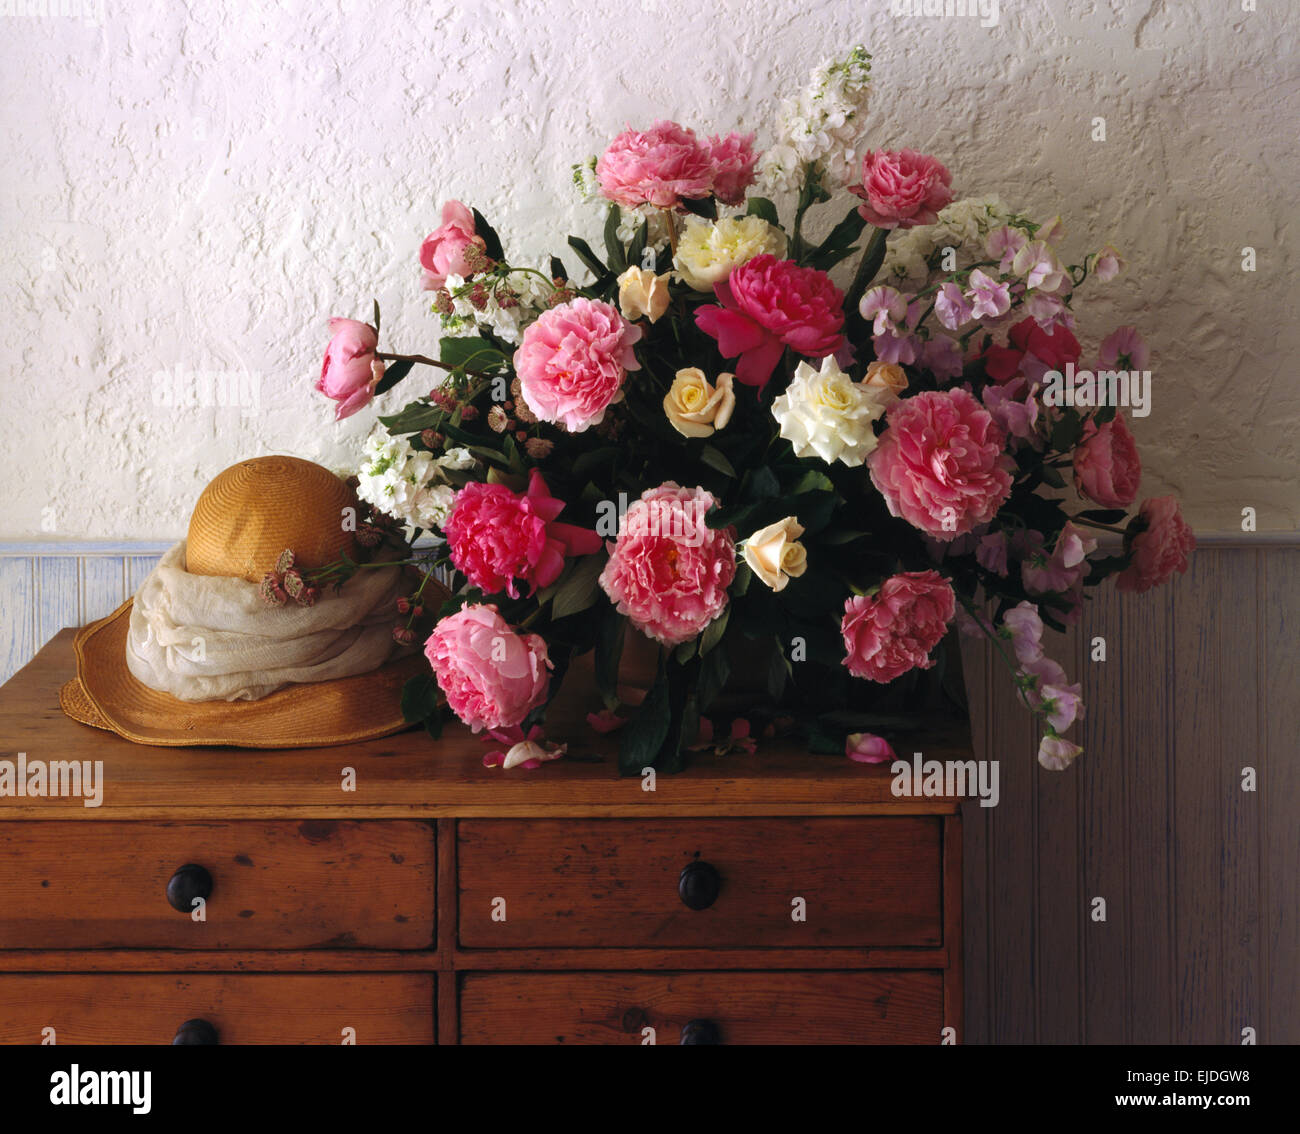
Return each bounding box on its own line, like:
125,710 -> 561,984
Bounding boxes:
459,970 -> 942,1044
458,817 -> 942,948
0,974 -> 434,1044
0,821 -> 435,949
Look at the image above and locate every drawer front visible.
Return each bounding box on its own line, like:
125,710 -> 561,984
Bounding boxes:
460,971 -> 942,1044
458,817 -> 942,948
0,821 -> 435,949
0,974 -> 433,1044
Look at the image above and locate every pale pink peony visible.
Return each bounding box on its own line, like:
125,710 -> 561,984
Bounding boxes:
707,131 -> 760,205
1073,412 -> 1141,509
849,149 -> 954,230
596,121 -> 716,210
841,570 -> 956,683
317,317 -> 378,421
425,604 -> 551,732
444,469 -> 603,599
513,297 -> 642,432
1116,496 -> 1195,593
419,201 -> 484,291
695,255 -> 845,389
598,483 -> 736,646
868,389 -> 1014,541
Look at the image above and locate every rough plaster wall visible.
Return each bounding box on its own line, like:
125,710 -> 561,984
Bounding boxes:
0,0 -> 1295,539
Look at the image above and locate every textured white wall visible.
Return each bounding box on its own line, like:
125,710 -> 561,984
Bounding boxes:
0,0 -> 1295,539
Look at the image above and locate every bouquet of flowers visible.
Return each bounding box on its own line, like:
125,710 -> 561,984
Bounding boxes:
313,47 -> 1194,774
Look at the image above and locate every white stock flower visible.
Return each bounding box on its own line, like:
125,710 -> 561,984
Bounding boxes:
881,195 -> 1031,288
672,215 -> 787,292
771,356 -> 884,467
438,270 -> 550,345
356,430 -> 466,535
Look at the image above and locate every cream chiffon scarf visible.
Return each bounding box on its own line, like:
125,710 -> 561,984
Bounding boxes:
126,541 -> 408,702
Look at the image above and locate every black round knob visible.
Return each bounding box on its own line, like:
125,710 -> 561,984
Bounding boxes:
166,864 -> 213,913
172,1018 -> 219,1045
678,860 -> 721,910
680,1019 -> 721,1045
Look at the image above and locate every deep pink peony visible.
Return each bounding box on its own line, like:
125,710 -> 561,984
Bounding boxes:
868,388 -> 1015,541
1116,496 -> 1195,593
850,149 -> 955,230
841,570 -> 956,683
419,200 -> 484,291
444,469 -> 603,599
425,604 -> 551,732
596,121 -> 716,210
695,255 -> 845,389
598,483 -> 736,646
317,317 -> 378,420
513,297 -> 642,432
1073,411 -> 1141,509
707,131 -> 760,206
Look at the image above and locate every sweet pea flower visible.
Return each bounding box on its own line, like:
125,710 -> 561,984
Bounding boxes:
317,318 -> 379,421
1001,601 -> 1045,664
1024,291 -> 1068,329
859,285 -> 911,336
846,732 -> 897,764
1038,215 -> 1067,244
1098,325 -> 1150,369
1020,522 -> 1098,596
1011,240 -> 1068,293
1089,244 -> 1126,282
982,376 -> 1040,446
976,531 -> 1009,576
967,268 -> 1011,320
918,335 -> 964,381
935,282 -> 974,330
987,225 -> 1028,271
1038,734 -> 1083,771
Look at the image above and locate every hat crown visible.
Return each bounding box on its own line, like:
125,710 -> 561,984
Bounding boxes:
186,456 -> 359,582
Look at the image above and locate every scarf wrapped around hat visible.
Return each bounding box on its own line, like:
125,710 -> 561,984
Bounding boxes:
126,541 -> 410,702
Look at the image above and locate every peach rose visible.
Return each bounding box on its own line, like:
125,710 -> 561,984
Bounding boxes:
742,517 -> 807,592
663,368 -> 735,438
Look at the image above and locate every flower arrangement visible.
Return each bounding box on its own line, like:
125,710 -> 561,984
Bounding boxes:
312,46 -> 1194,774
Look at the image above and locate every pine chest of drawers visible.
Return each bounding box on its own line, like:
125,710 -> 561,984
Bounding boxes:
0,631 -> 967,1045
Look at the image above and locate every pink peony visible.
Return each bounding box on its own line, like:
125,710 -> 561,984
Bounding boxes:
419,201 -> 484,291
317,317 -> 378,421
444,469 -> 603,599
598,483 -> 736,646
868,389 -> 1015,541
596,121 -> 716,210
846,731 -> 897,764
1116,496 -> 1195,593
513,297 -> 642,432
849,149 -> 954,230
841,570 -> 956,683
1073,412 -> 1141,509
695,255 -> 845,389
707,131 -> 760,205
425,604 -> 551,732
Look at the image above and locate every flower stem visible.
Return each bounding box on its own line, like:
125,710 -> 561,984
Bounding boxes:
375,351 -> 495,380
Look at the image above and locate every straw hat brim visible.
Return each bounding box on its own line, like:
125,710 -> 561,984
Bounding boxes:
61,598 -> 439,749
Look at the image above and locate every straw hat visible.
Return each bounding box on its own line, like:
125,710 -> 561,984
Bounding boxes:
60,455 -> 443,748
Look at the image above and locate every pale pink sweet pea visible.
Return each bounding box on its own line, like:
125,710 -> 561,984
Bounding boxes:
1036,680 -> 1085,734
695,255 -> 844,389
868,389 -> 1014,541
841,570 -> 955,683
598,483 -> 737,646
846,732 -> 897,764
707,131 -> 760,205
1011,240 -> 1068,293
420,201 -> 483,291
967,269 -> 1011,320
1038,734 -> 1083,771
317,317 -> 379,421
1021,522 -> 1097,595
935,283 -> 974,330
426,605 -> 552,733
1098,325 -> 1149,369
1073,411 -> 1141,509
987,226 -> 1027,272
976,531 -> 1009,576
859,285 -> 910,335
1001,601 -> 1045,664
514,298 -> 642,432
1116,496 -> 1195,593
1090,244 -> 1125,282
1024,291 -> 1068,330
850,149 -> 954,230
982,376 -> 1040,446
596,120 -> 716,210
444,469 -> 603,599
918,334 -> 964,381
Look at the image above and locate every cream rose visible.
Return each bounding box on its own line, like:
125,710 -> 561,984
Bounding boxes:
672,215 -> 787,292
663,368 -> 735,438
616,266 -> 672,323
863,360 -> 908,408
743,517 -> 807,592
772,356 -> 884,467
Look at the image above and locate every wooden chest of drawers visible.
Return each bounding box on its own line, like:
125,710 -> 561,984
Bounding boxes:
0,631 -> 967,1045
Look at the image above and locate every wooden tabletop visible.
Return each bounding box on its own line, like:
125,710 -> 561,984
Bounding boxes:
0,630 -> 971,818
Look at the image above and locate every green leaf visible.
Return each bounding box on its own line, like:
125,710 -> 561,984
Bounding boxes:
594,608 -> 626,709
440,336 -> 505,371
379,403 -> 443,434
1041,465 -> 1066,489
372,358 -> 414,396
619,672 -> 672,774
470,208 -> 504,261
551,554 -> 606,619
423,711 -> 443,740
549,255 -> 568,283
699,605 -> 729,656
1077,508 -> 1128,524
766,640 -> 791,699
699,444 -> 736,478
627,219 -> 650,274
372,299 -> 381,335
679,196 -> 717,220
820,529 -> 869,546
400,674 -> 439,723
746,197 -> 781,226
791,469 -> 835,495
696,641 -> 731,711
732,560 -> 753,596
567,236 -> 612,282
806,208 -> 868,271
603,205 -> 627,274
674,639 -> 697,663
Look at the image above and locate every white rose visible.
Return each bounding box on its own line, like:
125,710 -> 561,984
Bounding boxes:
672,215 -> 787,292
743,517 -> 808,592
772,356 -> 884,467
